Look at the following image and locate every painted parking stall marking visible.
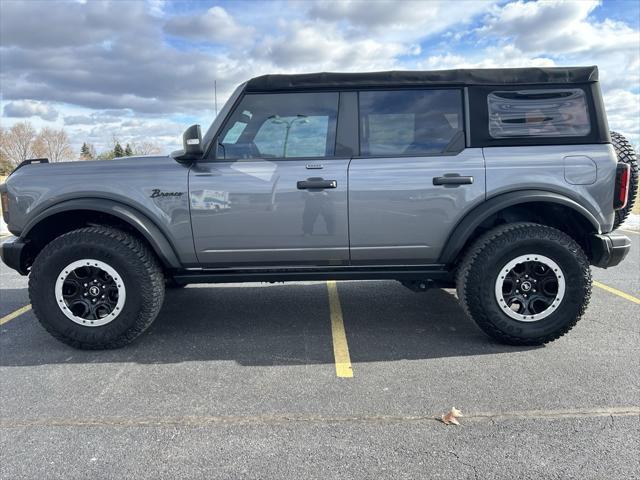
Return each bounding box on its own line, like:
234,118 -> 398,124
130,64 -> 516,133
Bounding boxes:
326,281 -> 353,378
0,304 -> 32,325
593,281 -> 640,305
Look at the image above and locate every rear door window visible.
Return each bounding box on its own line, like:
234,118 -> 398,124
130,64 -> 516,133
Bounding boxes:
487,89 -> 590,138
359,90 -> 464,156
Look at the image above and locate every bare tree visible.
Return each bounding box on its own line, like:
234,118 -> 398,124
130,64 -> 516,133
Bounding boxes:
33,127 -> 74,163
132,141 -> 162,156
0,128 -> 13,175
0,122 -> 38,166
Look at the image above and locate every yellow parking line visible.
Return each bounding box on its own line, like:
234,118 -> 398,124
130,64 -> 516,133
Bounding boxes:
0,304 -> 32,325
593,281 -> 640,305
326,281 -> 353,378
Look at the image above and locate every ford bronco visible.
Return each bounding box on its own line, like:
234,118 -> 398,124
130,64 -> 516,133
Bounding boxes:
1,66 -> 637,349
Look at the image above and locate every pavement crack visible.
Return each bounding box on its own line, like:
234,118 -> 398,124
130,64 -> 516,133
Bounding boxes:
449,451 -> 479,480
2,406 -> 638,429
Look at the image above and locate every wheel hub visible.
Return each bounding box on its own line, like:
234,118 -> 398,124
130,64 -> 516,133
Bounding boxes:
494,254 -> 566,322
55,259 -> 126,327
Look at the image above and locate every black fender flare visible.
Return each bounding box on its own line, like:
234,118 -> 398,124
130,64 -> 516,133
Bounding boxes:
21,198 -> 182,269
438,190 -> 601,264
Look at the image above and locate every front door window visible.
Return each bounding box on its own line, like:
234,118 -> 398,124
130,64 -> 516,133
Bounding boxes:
215,92 -> 339,160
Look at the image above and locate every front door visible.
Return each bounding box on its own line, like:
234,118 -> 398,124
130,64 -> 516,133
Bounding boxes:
190,91 -> 349,267
348,89 -> 486,264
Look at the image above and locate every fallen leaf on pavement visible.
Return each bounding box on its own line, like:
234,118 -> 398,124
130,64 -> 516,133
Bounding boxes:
441,407 -> 463,425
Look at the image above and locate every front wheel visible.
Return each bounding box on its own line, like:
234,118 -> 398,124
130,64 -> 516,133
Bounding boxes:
456,223 -> 591,345
29,226 -> 165,349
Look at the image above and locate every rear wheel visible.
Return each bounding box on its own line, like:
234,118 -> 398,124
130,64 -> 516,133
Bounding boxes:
456,223 -> 591,345
29,226 -> 165,349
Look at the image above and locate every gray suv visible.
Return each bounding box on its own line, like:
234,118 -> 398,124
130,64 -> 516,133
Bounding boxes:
1,66 -> 637,349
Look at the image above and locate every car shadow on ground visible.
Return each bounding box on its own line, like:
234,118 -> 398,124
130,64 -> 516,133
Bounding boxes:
0,281 -> 538,367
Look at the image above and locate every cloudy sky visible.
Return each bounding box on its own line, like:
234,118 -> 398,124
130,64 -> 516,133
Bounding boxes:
1,0 -> 638,154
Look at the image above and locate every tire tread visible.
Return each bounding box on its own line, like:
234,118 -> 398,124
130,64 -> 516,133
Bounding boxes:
456,222 -> 591,345
28,226 -> 165,349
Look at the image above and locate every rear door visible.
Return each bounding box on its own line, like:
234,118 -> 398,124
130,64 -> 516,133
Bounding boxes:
348,89 -> 486,264
189,91 -> 351,267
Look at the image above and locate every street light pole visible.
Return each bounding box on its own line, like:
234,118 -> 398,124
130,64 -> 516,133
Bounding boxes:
269,115 -> 309,157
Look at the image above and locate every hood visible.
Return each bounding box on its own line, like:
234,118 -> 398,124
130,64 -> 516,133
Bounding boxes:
8,155 -> 175,179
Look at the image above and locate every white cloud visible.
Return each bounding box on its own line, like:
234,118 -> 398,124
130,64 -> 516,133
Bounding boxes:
419,45 -> 555,70
603,89 -> 640,143
164,6 -> 253,44
308,0 -> 495,42
64,111 -> 126,126
254,21 -> 410,70
3,100 -> 59,121
480,0 -> 638,56
146,0 -> 166,18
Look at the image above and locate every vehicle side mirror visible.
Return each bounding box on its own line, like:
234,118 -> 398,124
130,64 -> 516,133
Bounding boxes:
183,124 -> 203,156
171,124 -> 203,164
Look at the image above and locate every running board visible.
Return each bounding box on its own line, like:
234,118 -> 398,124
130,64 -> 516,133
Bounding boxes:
171,265 -> 452,285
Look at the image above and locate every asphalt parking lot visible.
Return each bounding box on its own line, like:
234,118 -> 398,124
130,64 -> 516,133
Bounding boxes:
1,231 -> 639,479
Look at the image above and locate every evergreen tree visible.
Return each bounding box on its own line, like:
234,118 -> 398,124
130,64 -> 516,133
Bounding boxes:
80,142 -> 90,160
124,143 -> 133,156
113,142 -> 124,158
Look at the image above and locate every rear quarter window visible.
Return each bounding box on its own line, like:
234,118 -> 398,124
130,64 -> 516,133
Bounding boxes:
488,89 -> 590,138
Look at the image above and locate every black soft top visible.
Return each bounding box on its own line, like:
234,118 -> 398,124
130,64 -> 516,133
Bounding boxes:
245,66 -> 598,92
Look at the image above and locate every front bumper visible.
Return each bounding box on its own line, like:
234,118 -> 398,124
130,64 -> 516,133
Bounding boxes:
589,233 -> 631,268
0,236 -> 28,275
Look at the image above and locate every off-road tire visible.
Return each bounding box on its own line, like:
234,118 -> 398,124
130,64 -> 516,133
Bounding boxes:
611,131 -> 638,229
29,226 -> 165,349
456,222 -> 591,345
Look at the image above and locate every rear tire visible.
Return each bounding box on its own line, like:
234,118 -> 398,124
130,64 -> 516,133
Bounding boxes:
611,131 -> 638,229
29,226 -> 165,349
456,223 -> 591,345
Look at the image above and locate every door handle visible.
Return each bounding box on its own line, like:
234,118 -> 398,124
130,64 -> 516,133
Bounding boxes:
297,179 -> 337,189
433,175 -> 474,186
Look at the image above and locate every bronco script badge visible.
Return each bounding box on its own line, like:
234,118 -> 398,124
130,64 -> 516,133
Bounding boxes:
150,189 -> 184,198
